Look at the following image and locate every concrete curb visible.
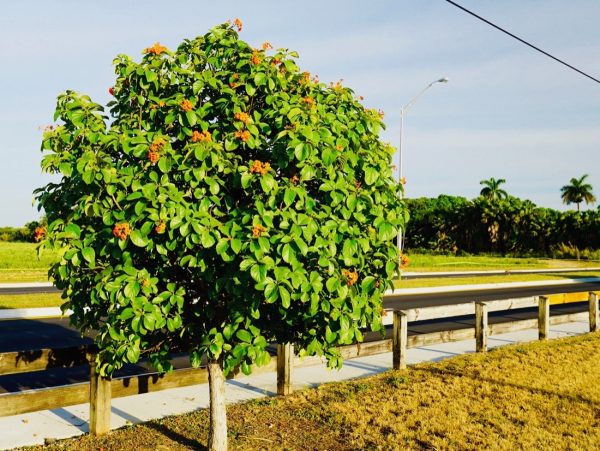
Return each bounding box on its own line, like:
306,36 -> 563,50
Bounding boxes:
0,307 -> 70,320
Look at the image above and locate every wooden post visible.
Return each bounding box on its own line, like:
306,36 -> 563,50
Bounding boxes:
589,292 -> 599,332
277,343 -> 293,396
475,302 -> 488,352
538,296 -> 550,340
392,311 -> 408,370
88,353 -> 111,436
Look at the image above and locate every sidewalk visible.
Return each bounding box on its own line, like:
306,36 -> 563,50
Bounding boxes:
0,320 -> 588,450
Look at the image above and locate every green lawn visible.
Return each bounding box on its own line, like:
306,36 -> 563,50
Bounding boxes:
406,253 -> 600,272
0,242 -> 57,283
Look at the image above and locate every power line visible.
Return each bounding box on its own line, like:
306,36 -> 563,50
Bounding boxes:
444,0 -> 600,85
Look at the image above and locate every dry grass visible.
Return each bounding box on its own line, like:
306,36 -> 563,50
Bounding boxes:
30,332 -> 600,451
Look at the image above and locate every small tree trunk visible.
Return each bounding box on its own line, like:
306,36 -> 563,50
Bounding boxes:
207,357 -> 227,451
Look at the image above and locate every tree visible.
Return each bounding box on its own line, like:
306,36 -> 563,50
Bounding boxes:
479,177 -> 508,201
35,21 -> 405,450
560,174 -> 596,213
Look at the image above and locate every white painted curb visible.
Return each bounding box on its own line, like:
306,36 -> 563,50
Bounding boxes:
0,282 -> 53,289
0,307 -> 71,320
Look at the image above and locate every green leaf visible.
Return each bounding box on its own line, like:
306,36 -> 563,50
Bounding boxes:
81,247 -> 95,265
279,286 -> 291,308
284,188 -> 296,207
130,230 -> 148,247
250,263 -> 267,283
231,238 -> 242,254
236,329 -> 253,343
364,167 -> 379,185
63,224 -> 81,239
282,243 -> 296,264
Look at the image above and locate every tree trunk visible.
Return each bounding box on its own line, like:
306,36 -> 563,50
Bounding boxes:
207,357 -> 227,451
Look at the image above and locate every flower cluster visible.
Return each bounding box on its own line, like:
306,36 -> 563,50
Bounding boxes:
154,221 -> 166,234
144,42 -> 167,55
250,50 -> 261,65
181,99 -> 193,112
302,96 -> 315,107
250,160 -> 270,175
336,144 -> 343,152
400,177 -> 407,185
342,269 -> 359,286
262,42 -> 273,50
147,137 -> 166,164
233,18 -> 243,32
252,224 -> 266,237
191,130 -> 212,143
234,130 -> 251,142
234,112 -> 251,124
400,254 -> 409,270
112,223 -> 132,240
33,226 -> 46,242
290,175 -> 300,185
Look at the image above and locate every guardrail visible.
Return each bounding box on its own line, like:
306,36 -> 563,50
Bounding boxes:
0,291 -> 598,436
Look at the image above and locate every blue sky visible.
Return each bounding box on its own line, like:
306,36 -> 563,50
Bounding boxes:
2,0 -> 600,226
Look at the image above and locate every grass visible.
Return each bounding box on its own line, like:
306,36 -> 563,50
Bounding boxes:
0,293 -> 63,309
406,253 -> 600,272
0,242 -> 57,283
27,332 -> 600,450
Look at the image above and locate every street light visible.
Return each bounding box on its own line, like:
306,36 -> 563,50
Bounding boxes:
398,77 -> 448,253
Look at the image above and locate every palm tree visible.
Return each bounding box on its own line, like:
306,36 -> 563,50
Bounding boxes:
561,174 -> 596,213
479,178 -> 508,201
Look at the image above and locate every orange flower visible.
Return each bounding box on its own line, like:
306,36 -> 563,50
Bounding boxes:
155,221 -> 166,234
252,224 -> 266,237
262,42 -> 273,50
400,254 -> 409,270
233,73 -> 240,80
271,58 -> 281,67
354,180 -> 362,189
234,112 -> 251,124
250,160 -> 270,175
141,278 -> 151,288
301,72 -> 310,84
158,101 -> 165,107
33,226 -> 46,242
112,223 -> 132,240
251,50 -> 261,65
342,269 -> 359,286
234,130 -> 251,142
400,177 -> 407,185
290,175 -> 300,185
233,18 -> 243,32
144,42 -> 168,55
181,99 -> 193,112
336,144 -> 343,152
147,150 -> 160,164
191,130 -> 212,143
302,97 -> 315,107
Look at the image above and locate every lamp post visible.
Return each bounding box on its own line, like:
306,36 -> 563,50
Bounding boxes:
398,77 -> 448,253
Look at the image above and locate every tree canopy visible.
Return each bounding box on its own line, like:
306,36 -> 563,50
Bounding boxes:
560,174 -> 596,212
35,22 -> 405,380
